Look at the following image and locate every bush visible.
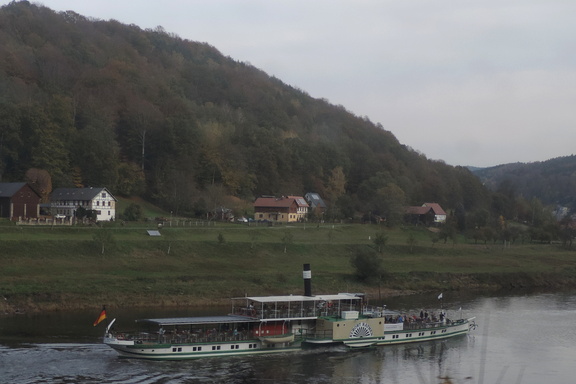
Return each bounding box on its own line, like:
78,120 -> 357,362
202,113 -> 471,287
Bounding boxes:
122,203 -> 143,221
350,250 -> 384,283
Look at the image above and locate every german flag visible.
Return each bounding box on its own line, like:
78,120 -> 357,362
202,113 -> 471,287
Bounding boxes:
93,306 -> 107,326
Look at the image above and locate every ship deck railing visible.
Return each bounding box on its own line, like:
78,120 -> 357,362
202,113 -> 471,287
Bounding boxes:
233,307 -> 347,320
112,330 -> 265,345
390,318 -> 463,331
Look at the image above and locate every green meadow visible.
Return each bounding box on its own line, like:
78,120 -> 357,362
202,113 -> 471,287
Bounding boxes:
1,219 -> 575,314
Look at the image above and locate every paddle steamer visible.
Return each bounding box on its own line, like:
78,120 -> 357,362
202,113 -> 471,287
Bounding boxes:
103,264 -> 476,359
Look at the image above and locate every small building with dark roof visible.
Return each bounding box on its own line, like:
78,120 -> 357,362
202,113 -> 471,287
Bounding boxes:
0,182 -> 41,220
305,192 -> 327,211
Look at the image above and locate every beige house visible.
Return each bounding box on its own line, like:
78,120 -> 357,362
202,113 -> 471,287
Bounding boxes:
253,196 -> 309,223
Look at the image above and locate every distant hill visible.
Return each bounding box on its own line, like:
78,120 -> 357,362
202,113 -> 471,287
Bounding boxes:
471,155 -> 576,208
0,2 -> 490,221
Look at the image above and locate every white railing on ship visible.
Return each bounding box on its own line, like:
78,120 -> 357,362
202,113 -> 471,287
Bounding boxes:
113,330 -> 257,344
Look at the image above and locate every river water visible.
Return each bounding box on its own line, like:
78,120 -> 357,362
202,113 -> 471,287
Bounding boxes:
1,290 -> 575,384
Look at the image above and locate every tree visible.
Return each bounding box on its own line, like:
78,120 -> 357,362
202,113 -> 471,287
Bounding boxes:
350,250 -> 383,283
282,231 -> 294,253
326,166 -> 347,204
373,232 -> 388,253
25,168 -> 52,203
406,233 -> 417,253
76,207 -> 97,221
116,162 -> 146,196
122,203 -> 142,221
376,183 -> 406,226
70,122 -> 120,189
93,226 -> 115,254
117,97 -> 163,171
559,217 -> 575,249
27,101 -> 74,186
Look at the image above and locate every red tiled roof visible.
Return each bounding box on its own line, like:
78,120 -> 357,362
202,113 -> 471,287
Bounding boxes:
254,196 -> 297,208
254,196 -> 309,209
406,203 -> 446,216
423,203 -> 446,215
405,206 -> 431,215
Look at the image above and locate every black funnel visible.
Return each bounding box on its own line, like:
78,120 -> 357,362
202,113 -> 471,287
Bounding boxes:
303,263 -> 312,296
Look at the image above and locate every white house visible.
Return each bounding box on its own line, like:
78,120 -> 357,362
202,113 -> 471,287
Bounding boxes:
50,187 -> 117,221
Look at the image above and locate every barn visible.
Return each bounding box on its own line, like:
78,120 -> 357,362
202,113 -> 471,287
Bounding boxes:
0,182 -> 42,220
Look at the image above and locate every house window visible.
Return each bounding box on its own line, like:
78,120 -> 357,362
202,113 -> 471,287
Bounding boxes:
96,201 -> 100,206
102,193 -> 107,198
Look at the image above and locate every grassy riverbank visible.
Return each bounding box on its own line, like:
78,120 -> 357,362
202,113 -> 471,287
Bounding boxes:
1,219 -> 576,314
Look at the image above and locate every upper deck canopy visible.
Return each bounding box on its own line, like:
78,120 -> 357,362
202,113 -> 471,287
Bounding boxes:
136,315 -> 255,326
233,293 -> 363,303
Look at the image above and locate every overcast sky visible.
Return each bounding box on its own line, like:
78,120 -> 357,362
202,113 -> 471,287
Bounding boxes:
13,1 -> 576,167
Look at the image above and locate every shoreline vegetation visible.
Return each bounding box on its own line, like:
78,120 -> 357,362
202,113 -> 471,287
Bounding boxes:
2,220 -> 575,316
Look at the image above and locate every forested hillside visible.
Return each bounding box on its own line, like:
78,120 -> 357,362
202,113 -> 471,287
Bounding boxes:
0,2 -> 496,224
473,155 -> 576,209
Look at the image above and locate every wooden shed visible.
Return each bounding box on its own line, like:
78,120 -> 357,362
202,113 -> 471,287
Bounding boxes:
0,182 -> 42,220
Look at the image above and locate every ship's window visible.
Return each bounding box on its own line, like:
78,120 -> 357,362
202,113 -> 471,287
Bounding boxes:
212,346 -> 216,350
173,348 -> 177,352
198,347 -> 202,351
193,347 -> 197,351
178,348 -> 182,352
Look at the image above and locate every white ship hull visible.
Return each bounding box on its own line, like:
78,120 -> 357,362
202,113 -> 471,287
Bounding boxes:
104,336 -> 301,360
